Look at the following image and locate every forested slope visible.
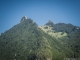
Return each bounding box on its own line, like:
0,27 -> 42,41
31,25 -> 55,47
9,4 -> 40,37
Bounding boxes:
0,17 -> 80,60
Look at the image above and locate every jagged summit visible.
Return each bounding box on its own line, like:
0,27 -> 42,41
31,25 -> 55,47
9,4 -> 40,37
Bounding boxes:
48,20 -> 54,24
20,16 -> 35,24
20,16 -> 27,22
24,15 -> 27,19
48,20 -> 53,23
45,20 -> 54,26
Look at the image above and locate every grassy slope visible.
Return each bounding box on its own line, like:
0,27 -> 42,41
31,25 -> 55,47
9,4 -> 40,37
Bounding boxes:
39,25 -> 67,39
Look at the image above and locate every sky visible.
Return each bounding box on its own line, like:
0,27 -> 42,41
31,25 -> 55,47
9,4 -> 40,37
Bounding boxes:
0,0 -> 80,33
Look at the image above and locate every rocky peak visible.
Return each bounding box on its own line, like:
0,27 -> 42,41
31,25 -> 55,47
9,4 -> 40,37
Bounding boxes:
48,20 -> 53,23
20,16 -> 27,22
24,16 -> 27,19
45,20 -> 54,26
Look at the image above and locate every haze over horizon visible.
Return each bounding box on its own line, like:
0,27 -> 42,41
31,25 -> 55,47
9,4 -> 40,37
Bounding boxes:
0,0 -> 80,33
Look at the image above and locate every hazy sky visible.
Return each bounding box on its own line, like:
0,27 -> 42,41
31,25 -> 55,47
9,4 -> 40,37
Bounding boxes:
0,0 -> 80,33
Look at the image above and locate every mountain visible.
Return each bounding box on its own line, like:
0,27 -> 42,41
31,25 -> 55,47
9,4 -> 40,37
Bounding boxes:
0,16 -> 80,60
40,20 -> 80,58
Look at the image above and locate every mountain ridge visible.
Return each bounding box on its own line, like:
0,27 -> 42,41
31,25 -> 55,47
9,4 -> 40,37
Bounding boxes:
0,16 -> 80,60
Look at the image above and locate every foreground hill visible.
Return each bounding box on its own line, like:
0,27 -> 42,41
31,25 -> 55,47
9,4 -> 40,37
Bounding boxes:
0,16 -> 80,60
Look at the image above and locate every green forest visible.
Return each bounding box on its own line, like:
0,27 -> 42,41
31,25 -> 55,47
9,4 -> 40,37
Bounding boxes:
0,16 -> 80,60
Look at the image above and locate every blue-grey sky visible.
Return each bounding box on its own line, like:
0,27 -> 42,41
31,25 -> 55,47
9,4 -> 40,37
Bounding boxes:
0,0 -> 80,33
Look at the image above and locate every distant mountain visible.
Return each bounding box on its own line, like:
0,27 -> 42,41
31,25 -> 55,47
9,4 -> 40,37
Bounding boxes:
0,16 -> 80,60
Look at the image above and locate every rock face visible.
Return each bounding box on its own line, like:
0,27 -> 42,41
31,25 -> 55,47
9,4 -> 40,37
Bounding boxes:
46,20 -> 54,27
20,16 -> 27,22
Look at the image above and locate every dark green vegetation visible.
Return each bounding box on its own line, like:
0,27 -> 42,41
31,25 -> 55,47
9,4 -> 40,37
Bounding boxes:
0,17 -> 80,60
46,20 -> 80,58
